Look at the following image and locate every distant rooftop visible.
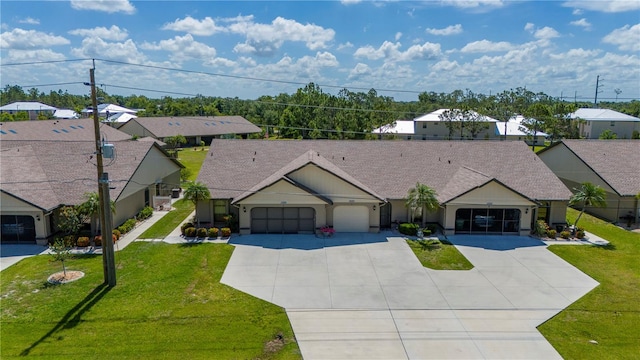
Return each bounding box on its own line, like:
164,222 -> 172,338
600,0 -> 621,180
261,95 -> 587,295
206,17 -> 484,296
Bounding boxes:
571,108 -> 640,122
0,101 -> 57,112
414,109 -> 499,122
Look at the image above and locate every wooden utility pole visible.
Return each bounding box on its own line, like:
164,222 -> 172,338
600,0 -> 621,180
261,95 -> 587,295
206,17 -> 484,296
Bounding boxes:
90,66 -> 116,287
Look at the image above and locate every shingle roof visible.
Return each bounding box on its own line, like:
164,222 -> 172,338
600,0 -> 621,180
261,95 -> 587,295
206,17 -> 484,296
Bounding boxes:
121,116 -> 262,138
556,140 -> 640,196
0,118 -> 131,141
0,140 -> 175,211
571,108 -> 640,122
0,101 -> 57,111
199,140 -> 571,203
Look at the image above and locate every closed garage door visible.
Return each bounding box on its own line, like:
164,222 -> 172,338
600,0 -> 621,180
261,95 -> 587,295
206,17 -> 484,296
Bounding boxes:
1,215 -> 36,244
333,206 -> 369,232
251,207 -> 315,234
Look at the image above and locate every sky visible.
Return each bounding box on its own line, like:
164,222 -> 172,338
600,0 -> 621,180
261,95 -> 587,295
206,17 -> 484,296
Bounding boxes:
1,0 -> 639,102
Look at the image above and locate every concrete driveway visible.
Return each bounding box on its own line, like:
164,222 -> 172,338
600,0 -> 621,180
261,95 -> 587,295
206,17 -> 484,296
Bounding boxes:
220,233 -> 599,359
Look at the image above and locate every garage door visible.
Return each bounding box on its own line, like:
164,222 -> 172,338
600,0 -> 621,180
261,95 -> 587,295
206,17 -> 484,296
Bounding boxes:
333,206 -> 369,232
251,207 -> 315,234
1,215 -> 36,244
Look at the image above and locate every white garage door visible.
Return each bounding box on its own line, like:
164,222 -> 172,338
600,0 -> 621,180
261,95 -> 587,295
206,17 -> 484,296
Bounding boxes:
333,206 -> 369,232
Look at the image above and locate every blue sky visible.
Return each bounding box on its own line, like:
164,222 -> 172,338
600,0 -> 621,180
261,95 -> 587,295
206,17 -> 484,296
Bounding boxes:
1,0 -> 639,102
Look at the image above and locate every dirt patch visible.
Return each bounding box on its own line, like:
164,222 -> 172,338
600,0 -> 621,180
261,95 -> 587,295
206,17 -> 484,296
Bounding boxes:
263,333 -> 286,354
47,271 -> 85,285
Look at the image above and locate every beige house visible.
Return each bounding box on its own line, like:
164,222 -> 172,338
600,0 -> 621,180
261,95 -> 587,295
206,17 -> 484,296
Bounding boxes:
0,141 -> 182,244
197,140 -> 571,236
118,116 -> 262,146
538,140 -> 640,224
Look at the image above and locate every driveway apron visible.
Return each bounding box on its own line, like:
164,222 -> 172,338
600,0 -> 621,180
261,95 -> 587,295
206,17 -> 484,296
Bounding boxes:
221,234 -> 598,359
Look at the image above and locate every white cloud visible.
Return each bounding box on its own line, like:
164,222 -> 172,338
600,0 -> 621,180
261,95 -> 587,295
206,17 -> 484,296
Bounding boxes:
18,17 -> 39,25
354,41 -> 441,62
426,24 -> 463,36
161,16 -> 225,36
228,16 -> 335,56
524,23 -> 535,32
460,40 -> 514,53
70,37 -> 146,64
341,0 -> 362,4
68,25 -> 129,41
570,18 -> 591,30
603,24 -> 640,51
337,42 -> 354,51
440,0 -> 504,9
572,8 -> 583,15
205,57 -> 236,67
70,0 -> 135,14
395,32 -> 403,41
563,0 -> 640,13
348,63 -> 372,80
3,49 -> 66,63
141,34 -> 217,62
534,26 -> 560,39
548,48 -> 601,60
0,28 -> 69,49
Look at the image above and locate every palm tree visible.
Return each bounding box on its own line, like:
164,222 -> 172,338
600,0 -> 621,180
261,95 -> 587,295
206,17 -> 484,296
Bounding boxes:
184,182 -> 211,226
570,182 -> 607,232
405,183 -> 439,227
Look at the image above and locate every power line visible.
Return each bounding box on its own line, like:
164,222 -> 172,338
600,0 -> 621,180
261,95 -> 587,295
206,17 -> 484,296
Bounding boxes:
0,59 -> 90,66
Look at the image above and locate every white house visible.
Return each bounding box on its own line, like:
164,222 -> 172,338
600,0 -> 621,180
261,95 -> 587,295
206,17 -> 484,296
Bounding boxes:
572,108 -> 640,139
0,101 -> 57,120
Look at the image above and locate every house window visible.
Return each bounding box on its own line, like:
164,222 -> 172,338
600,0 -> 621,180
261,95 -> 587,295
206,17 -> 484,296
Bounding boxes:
610,121 -> 615,126
407,136 -> 412,140
422,135 -> 427,140
213,200 -> 228,222
434,122 -> 439,125
422,123 -> 427,128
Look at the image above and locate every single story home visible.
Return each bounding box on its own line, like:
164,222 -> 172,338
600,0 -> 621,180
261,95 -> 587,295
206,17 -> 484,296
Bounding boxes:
196,140 -> 571,236
538,140 -> 640,224
495,115 -> 548,145
53,109 -> 80,119
0,118 -> 132,142
571,108 -> 640,139
0,140 -> 183,244
81,103 -> 138,118
371,120 -> 414,140
118,116 -> 262,146
413,109 -> 499,140
0,101 -> 57,120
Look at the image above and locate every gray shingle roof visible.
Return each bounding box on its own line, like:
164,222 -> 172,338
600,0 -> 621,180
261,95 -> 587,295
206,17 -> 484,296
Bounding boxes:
120,116 -> 262,138
0,118 -> 131,141
0,140 -> 174,211
557,140 -> 640,196
198,140 -> 571,203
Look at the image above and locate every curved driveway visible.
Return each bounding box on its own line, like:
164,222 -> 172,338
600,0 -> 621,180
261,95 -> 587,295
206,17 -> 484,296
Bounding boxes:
221,233 -> 598,359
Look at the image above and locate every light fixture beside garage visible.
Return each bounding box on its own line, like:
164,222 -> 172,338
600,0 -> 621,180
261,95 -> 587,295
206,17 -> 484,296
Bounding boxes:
373,205 -> 376,211
243,206 -> 246,213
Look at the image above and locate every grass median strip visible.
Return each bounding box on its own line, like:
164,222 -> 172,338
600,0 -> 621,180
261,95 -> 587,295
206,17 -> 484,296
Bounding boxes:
406,238 -> 474,270
0,242 -> 301,360
138,199 -> 194,239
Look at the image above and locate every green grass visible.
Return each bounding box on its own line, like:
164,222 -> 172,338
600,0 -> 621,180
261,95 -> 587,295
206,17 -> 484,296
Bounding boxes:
177,147 -> 209,182
538,208 -> 640,359
0,242 -> 301,360
406,239 -> 474,270
138,198 -> 194,239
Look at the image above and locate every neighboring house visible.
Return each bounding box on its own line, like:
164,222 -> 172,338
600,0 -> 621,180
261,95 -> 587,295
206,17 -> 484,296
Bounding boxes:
53,109 -> 80,119
414,109 -> 499,140
118,116 -> 262,146
0,118 -> 132,142
0,101 -> 57,120
571,108 -> 640,139
538,140 -> 640,224
372,120 -> 415,140
81,103 -> 138,118
105,112 -> 137,128
196,140 -> 571,236
0,140 -> 183,244
495,115 -> 548,145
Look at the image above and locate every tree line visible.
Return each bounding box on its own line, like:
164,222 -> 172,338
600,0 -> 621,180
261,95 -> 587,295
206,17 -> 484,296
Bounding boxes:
1,83 -> 639,141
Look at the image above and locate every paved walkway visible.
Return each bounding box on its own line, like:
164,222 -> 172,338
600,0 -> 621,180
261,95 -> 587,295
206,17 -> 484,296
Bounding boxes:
221,233 -> 599,359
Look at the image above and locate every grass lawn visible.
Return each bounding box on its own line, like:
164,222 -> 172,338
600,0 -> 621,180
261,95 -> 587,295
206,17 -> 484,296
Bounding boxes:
177,147 -> 209,182
0,242 -> 301,360
538,208 -> 640,359
138,199 -> 194,239
406,238 -> 474,270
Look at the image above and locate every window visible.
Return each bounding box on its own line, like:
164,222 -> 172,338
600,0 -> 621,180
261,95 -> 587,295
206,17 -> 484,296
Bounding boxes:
422,123 -> 427,128
213,200 -> 228,222
610,121 -> 615,126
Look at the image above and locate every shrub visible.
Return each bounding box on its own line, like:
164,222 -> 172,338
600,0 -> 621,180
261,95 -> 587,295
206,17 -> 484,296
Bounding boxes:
196,227 -> 207,238
576,230 -> 585,239
77,236 -> 90,247
425,224 -> 437,234
112,234 -> 118,243
398,223 -> 419,236
560,230 -> 571,239
422,229 -> 432,236
536,220 -> 550,236
208,227 -> 219,238
62,235 -> 76,247
184,227 -> 196,237
546,229 -> 557,238
137,206 -> 153,221
112,229 -> 121,240
221,227 -> 231,237
94,235 -> 102,246
181,222 -> 194,235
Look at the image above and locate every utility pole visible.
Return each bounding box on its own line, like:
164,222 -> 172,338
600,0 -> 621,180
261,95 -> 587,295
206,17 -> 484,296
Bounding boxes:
594,75 -> 603,108
90,66 -> 117,287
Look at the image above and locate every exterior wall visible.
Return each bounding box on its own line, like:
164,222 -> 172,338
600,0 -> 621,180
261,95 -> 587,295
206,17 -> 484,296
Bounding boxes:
582,121 -> 640,139
118,146 -> 182,201
0,192 -> 48,244
389,199 -> 409,223
118,120 -> 155,138
548,201 -> 568,227
288,165 -> 379,203
114,190 -> 144,227
414,121 -> 497,140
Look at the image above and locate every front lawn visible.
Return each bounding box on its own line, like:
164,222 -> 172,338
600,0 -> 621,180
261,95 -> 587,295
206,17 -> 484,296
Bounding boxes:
0,242 -> 300,360
138,198 -> 194,239
177,147 -> 209,183
538,208 -> 640,359
406,238 -> 474,270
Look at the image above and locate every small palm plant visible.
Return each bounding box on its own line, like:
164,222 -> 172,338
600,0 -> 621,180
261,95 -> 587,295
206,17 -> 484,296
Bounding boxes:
570,182 -> 607,233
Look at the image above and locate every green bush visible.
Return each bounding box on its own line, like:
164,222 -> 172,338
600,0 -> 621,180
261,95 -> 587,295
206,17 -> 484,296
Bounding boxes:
77,236 -> 90,247
208,227 -> 219,238
137,206 -> 153,221
536,220 -> 550,236
196,227 -> 207,238
424,224 -> 437,233
547,229 -> 557,238
62,235 -> 76,247
576,230 -> 585,239
560,230 -> 571,239
398,223 -> 419,236
184,227 -> 196,237
181,222 -> 194,235
112,229 -> 121,240
221,227 -> 231,237
422,229 -> 432,236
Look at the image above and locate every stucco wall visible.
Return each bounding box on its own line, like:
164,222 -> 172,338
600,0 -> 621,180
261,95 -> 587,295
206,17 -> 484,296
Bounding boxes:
414,121 -> 496,140
583,121 -> 640,139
